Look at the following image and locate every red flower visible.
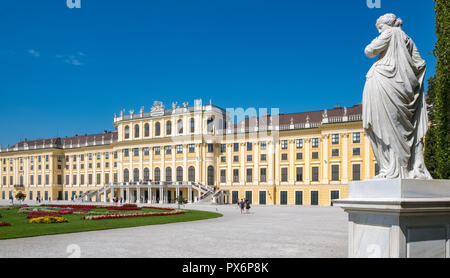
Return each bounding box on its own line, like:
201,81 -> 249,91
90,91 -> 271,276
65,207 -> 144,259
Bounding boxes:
0,222 -> 12,226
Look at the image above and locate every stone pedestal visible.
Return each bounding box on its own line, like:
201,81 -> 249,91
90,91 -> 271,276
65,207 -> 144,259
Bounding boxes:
333,179 -> 450,258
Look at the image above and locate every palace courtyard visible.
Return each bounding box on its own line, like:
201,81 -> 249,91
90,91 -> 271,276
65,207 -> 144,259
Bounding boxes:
0,201 -> 347,258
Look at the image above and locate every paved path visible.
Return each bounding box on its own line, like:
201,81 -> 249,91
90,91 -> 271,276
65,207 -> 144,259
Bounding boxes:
0,201 -> 348,258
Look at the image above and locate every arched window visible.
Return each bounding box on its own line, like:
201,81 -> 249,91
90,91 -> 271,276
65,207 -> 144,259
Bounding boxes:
124,126 -> 130,139
166,167 -> 172,182
207,166 -> 214,186
123,169 -> 129,183
190,118 -> 195,133
176,166 -> 183,182
134,124 -> 140,138
177,119 -> 183,134
144,168 -> 150,181
133,168 -> 139,182
207,117 -> 214,134
166,121 -> 172,135
188,166 -> 195,182
154,167 -> 160,182
155,122 -> 161,136
144,123 -> 150,137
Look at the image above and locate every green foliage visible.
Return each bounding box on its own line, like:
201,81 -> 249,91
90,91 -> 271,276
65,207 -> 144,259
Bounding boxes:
15,192 -> 26,202
428,0 -> 450,179
424,77 -> 439,178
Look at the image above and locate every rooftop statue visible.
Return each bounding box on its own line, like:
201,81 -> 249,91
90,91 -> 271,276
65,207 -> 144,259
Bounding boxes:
362,13 -> 431,179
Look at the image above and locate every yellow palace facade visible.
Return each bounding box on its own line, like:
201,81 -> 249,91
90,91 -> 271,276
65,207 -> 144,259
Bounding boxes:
0,100 -> 377,206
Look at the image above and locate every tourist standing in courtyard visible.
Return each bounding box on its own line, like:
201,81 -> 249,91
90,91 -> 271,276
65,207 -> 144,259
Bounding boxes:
245,199 -> 251,213
239,199 -> 245,214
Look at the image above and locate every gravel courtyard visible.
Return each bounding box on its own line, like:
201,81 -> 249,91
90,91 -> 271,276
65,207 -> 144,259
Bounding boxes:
0,201 -> 348,258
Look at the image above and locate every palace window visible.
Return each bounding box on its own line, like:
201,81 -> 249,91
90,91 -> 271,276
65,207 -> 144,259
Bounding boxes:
165,146 -> 172,155
165,167 -> 172,182
176,166 -> 183,182
124,149 -> 129,157
247,155 -> 252,162
220,169 -> 226,183
154,167 -> 160,182
97,173 -> 101,184
80,174 -> 85,185
233,156 -> 239,162
207,144 -> 214,153
332,165 -> 340,181
332,149 -> 339,157
97,152 -> 101,160
331,134 -> 340,144
190,118 -> 195,133
88,174 -> 93,185
260,141 -> 267,150
155,122 -> 161,136
260,168 -> 267,182
134,124 -> 140,138
177,119 -> 183,134
188,144 -> 195,153
233,169 -> 239,182
105,152 -> 109,159
220,144 -> 226,153
114,152 -> 118,159
296,167 -> 303,182
143,168 -> 150,181
188,166 -> 195,182
154,147 -> 160,155
352,164 -> 361,181
247,142 -> 252,151
353,132 -> 361,143
123,169 -> 129,183
296,152 -> 303,160
124,125 -> 130,139
166,121 -> 172,135
311,167 -> 319,181
312,152 -> 319,160
281,153 -> 288,161
312,138 -> 319,148
352,147 -> 361,156
73,155 -> 77,162
281,168 -> 288,182
246,168 -> 252,183
144,123 -> 150,137
80,154 -> 84,161
220,156 -> 226,163
260,154 -> 267,161
296,139 -> 303,149
281,140 -> 288,150
89,153 -> 92,160
143,147 -> 149,156
133,168 -> 139,182
233,143 -> 239,152
176,145 -> 183,154
133,148 -> 139,157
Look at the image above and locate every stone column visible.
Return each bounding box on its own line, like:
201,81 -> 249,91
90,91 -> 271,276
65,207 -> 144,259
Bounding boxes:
342,134 -> 349,183
148,187 -> 152,204
322,134 -> 329,184
304,139 -> 311,184
136,186 -> 141,203
159,186 -> 163,204
126,187 -> 130,203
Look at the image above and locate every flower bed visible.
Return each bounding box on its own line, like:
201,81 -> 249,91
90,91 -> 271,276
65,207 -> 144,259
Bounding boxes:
26,211 -> 63,219
0,222 -> 11,227
105,206 -> 142,211
82,210 -> 184,220
58,208 -> 74,214
29,216 -> 68,224
142,206 -> 175,211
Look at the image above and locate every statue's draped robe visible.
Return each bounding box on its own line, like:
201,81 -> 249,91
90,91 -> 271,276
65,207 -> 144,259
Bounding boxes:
363,27 -> 432,179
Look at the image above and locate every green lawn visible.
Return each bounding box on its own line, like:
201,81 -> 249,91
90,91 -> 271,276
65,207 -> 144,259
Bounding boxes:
0,207 -> 222,240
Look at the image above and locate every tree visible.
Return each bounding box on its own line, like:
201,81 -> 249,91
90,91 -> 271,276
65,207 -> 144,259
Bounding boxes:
424,76 -> 439,178
15,192 -> 27,204
426,0 -> 450,179
176,196 -> 188,209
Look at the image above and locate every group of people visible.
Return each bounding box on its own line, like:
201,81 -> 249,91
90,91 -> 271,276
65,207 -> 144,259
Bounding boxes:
237,199 -> 251,214
112,196 -> 123,205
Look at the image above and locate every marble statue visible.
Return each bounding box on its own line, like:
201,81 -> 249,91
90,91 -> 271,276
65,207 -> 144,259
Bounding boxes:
362,13 -> 431,179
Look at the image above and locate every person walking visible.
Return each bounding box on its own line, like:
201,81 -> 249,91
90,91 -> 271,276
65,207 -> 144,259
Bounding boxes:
239,199 -> 245,214
245,199 -> 251,214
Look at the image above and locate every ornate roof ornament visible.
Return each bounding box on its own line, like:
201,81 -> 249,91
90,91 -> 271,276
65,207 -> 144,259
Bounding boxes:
150,101 -> 165,116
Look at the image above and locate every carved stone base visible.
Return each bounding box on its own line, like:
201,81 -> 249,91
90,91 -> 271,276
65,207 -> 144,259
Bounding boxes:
333,179 -> 450,258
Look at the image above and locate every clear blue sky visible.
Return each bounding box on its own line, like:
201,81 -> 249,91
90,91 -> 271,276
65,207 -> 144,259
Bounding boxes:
0,0 -> 437,146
